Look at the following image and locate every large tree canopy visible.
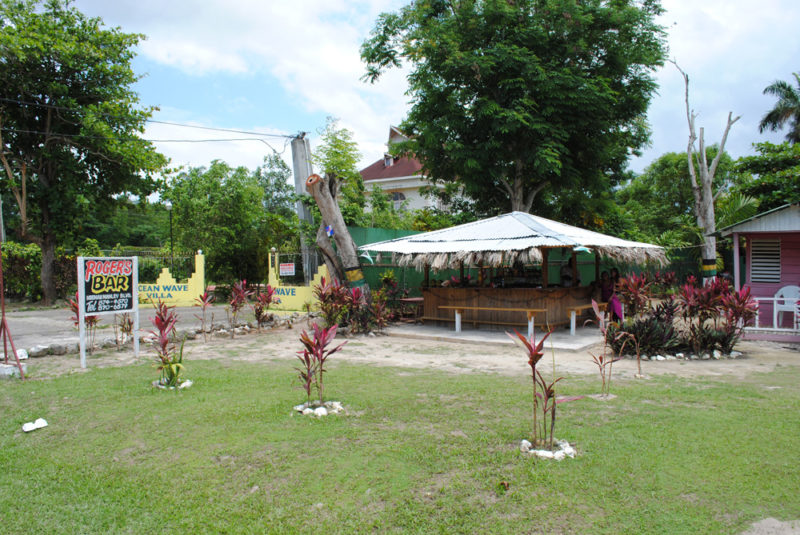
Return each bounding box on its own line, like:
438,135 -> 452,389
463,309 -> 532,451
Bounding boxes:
0,0 -> 166,303
735,142 -> 800,212
361,0 -> 666,213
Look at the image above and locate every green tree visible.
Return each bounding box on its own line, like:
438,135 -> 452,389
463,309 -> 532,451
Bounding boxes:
735,142 -> 800,212
0,0 -> 166,303
616,148 -> 739,243
312,118 -> 366,226
759,73 -> 800,144
361,0 -> 666,213
167,161 -> 267,283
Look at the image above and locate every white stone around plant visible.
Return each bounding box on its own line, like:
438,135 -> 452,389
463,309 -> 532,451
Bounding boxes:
15,349 -> 29,360
178,380 -> 193,389
655,355 -> 665,361
521,438 -> 576,460
666,355 -> 676,360
50,344 -> 67,355
295,400 -> 346,417
713,350 -> 722,359
152,379 -> 193,390
676,352 -> 685,359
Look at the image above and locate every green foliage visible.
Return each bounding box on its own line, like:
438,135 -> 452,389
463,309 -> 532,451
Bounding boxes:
167,158 -> 299,283
735,142 -> 800,212
312,118 -> 366,226
759,72 -> 800,143
80,200 -> 170,249
0,0 -> 166,301
76,238 -> 101,257
616,148 -> 740,243
362,0 -> 666,212
0,241 -> 41,299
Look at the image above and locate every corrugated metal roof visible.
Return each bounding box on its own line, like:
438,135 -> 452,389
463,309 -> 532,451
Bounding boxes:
717,203 -> 800,236
360,211 -> 662,255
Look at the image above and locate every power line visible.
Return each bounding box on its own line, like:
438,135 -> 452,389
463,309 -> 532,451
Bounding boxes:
0,96 -> 298,139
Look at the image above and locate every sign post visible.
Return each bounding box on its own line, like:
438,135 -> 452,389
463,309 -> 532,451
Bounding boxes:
77,257 -> 139,368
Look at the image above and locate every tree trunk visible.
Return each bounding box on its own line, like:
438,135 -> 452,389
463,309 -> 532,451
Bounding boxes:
674,61 -> 739,285
40,226 -> 57,305
305,173 -> 370,298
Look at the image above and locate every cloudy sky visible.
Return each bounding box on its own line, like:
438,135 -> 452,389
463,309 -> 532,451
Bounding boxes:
72,0 -> 799,175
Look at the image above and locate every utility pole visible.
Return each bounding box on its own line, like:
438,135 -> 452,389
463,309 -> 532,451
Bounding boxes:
291,133 -> 315,284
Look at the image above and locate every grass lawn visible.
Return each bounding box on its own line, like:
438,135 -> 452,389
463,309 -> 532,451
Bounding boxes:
1,355 -> 799,534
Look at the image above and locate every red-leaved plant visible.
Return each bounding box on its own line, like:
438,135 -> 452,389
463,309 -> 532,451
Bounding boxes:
194,287 -> 215,342
69,291 -> 99,352
252,285 -> 281,331
617,272 -> 652,318
228,280 -> 253,337
507,327 -> 551,447
587,300 -> 623,395
296,323 -> 347,405
149,300 -> 186,387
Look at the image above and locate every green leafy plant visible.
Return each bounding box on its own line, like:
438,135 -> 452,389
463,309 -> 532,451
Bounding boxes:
296,323 -> 347,405
252,285 -> 281,331
69,291 -> 99,352
194,288 -> 215,342
149,300 -> 186,387
313,277 -> 349,328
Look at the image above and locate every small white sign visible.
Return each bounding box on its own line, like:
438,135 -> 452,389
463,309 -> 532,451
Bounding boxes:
279,263 -> 295,276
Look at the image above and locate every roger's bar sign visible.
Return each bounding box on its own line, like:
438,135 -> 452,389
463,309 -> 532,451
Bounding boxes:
81,258 -> 135,314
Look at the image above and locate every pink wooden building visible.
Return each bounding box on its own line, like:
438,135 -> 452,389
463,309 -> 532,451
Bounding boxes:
718,203 -> 800,342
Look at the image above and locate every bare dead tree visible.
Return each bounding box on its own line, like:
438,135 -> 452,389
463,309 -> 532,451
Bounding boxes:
304,173 -> 369,298
672,61 -> 740,284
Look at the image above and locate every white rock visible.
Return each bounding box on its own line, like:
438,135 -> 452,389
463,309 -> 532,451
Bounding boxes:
314,407 -> 328,417
553,450 -> 566,461
534,450 -> 554,459
701,353 -> 710,360
28,345 -> 49,358
22,418 -> 47,432
563,445 -> 576,458
293,404 -> 307,412
731,351 -> 742,358
178,380 -> 193,389
0,363 -> 26,377
640,355 -> 648,361
655,355 -> 666,361
665,355 -> 676,360
676,352 -> 685,359
302,408 -> 314,416
16,349 -> 28,360
712,350 -> 722,359
520,440 -> 532,453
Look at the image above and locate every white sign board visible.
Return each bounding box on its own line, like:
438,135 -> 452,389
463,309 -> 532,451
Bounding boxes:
77,257 -> 139,368
279,263 -> 296,277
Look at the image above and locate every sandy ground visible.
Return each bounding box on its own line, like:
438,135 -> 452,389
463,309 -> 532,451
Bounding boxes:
19,321 -> 800,382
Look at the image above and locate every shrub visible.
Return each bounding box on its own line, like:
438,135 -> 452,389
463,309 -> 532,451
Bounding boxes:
69,291 -> 99,351
296,323 -> 347,405
617,272 -> 651,318
1,241 -> 42,299
149,300 -> 186,387
227,280 -> 253,336
252,286 -> 280,331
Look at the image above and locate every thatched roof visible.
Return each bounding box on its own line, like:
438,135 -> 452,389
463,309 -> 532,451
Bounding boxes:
359,211 -> 666,270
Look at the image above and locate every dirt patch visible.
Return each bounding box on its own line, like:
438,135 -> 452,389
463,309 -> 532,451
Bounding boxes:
741,518 -> 800,535
19,325 -> 800,381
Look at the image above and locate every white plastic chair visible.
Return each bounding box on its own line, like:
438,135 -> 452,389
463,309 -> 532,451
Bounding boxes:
773,285 -> 800,329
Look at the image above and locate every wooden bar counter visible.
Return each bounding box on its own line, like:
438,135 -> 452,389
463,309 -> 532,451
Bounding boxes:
422,286 -> 593,331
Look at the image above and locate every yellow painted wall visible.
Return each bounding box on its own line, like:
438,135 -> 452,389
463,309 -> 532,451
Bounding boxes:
267,253 -> 328,311
138,254 -> 206,307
